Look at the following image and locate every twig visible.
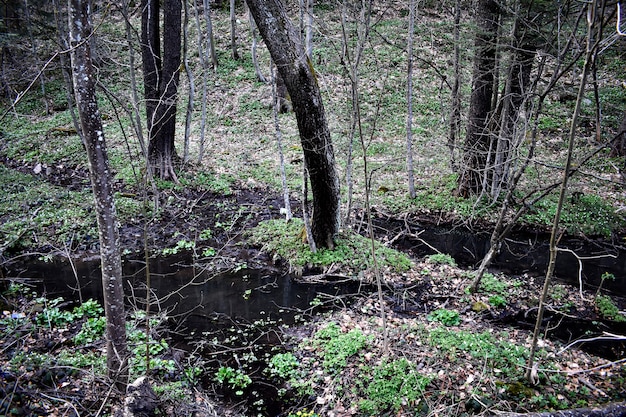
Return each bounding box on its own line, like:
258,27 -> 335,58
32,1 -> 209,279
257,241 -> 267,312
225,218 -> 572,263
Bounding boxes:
557,331 -> 626,355
556,247 -> 617,301
40,392 -> 81,416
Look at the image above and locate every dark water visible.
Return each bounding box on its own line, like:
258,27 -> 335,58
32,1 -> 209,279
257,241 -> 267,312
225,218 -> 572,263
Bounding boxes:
374,218 -> 626,294
3,254 -> 366,333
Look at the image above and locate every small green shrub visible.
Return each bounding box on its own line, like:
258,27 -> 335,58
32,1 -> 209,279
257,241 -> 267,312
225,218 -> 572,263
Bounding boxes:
215,366 -> 252,395
426,253 -> 457,266
266,352 -> 300,380
428,327 -> 528,377
489,295 -> 507,308
358,358 -> 431,415
312,322 -> 370,373
248,218 -> 412,272
74,316 -> 106,345
595,295 -> 625,322
427,308 -> 461,326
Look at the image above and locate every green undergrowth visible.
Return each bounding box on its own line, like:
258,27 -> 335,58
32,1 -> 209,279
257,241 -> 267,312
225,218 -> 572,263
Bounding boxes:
522,192 -> 625,238
247,218 -> 412,273
1,283 -> 204,412
0,165 -> 153,252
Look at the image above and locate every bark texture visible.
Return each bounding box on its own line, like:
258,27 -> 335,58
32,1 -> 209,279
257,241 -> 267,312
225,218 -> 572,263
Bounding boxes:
247,0 -> 340,249
457,0 -> 500,197
68,0 -> 127,386
142,0 -> 182,180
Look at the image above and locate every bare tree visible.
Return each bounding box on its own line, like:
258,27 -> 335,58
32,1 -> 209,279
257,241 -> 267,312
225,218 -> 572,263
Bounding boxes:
230,0 -> 239,59
245,1 -> 267,83
448,0 -> 461,172
247,0 -> 341,249
68,0 -> 127,387
406,0 -> 417,199
193,0 -> 210,161
204,0 -> 218,69
526,0 -> 599,383
182,0 -> 194,163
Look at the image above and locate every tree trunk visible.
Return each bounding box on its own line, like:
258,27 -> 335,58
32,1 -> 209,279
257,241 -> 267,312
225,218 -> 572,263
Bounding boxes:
145,0 -> 182,180
457,0 -> 499,197
247,0 -> 340,249
182,0 -> 194,163
448,0 -> 461,172
610,109 -> 626,157
406,0 -> 416,199
68,0 -> 127,387
230,0 -> 239,59
491,8 -> 536,200
141,0 -> 161,135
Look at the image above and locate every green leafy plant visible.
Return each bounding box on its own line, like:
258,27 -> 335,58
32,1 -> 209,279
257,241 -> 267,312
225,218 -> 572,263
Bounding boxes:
74,316 -> 106,345
595,295 -> 625,322
426,253 -> 457,266
215,366 -> 252,395
489,295 -> 507,308
427,308 -> 461,326
596,272 -> 616,296
162,238 -> 196,256
428,327 -> 529,377
312,322 -> 369,373
266,352 -> 300,380
248,219 -> 412,272
358,358 -> 431,415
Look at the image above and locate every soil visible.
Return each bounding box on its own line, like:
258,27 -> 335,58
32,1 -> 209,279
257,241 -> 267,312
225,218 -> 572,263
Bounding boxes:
1,162 -> 625,417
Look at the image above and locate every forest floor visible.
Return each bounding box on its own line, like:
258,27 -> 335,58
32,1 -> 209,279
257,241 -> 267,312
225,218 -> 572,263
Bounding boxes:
1,1 -> 626,415
1,175 -> 626,417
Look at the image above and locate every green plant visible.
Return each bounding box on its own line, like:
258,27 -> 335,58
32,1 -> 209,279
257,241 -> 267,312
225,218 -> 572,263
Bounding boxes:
596,272 -> 616,296
595,295 -> 625,322
428,327 -> 529,377
425,253 -> 457,266
162,238 -> 195,256
358,358 -> 431,415
266,352 -> 300,380
427,308 -> 461,326
74,316 -> 106,345
489,295 -> 507,308
215,366 -> 252,395
287,410 -> 319,417
248,219 -> 412,273
312,322 -> 370,373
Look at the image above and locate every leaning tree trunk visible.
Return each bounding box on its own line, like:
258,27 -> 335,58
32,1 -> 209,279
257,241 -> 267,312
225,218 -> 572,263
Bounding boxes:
68,0 -> 128,388
247,0 -> 340,249
457,0 -> 500,197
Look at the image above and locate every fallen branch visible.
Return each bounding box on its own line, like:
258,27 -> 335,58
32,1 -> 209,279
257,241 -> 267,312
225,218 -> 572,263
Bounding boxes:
491,402 -> 626,417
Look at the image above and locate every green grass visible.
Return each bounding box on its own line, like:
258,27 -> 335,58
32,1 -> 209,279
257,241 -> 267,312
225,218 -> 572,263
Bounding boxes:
522,192 -> 625,237
248,218 -> 413,273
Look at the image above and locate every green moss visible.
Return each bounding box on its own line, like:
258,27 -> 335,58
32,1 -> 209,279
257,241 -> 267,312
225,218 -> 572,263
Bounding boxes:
248,218 -> 412,273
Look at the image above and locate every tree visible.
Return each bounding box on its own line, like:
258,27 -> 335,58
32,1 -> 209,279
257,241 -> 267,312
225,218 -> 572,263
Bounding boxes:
457,0 -> 500,198
610,109 -> 626,157
141,0 -> 182,180
247,0 -> 341,249
68,0 -> 127,386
